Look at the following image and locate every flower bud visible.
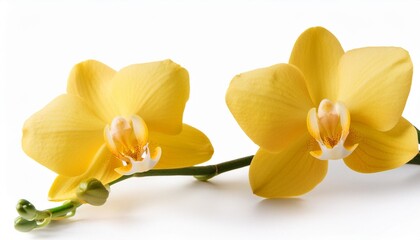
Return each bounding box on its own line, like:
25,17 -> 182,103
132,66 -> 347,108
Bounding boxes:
76,178 -> 109,206
14,217 -> 38,232
16,199 -> 37,220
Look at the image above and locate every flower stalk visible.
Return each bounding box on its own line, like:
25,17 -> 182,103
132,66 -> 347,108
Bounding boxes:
14,155 -> 253,232
109,155 -> 253,185
15,199 -> 81,232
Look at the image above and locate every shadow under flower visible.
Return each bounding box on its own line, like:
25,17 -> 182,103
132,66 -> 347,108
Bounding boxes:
26,218 -> 83,239
256,198 -> 307,214
312,163 -> 420,199
80,174 -> 250,216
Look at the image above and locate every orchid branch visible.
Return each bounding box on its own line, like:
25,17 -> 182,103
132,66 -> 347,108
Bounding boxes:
14,156 -> 253,232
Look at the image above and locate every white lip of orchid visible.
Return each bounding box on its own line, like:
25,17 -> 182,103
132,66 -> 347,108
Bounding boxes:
114,143 -> 161,175
307,99 -> 358,160
104,115 -> 161,175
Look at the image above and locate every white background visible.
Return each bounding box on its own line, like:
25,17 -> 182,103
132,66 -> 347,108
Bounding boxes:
1,0 -> 420,239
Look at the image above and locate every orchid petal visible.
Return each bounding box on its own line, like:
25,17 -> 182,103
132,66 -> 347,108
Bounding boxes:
48,145 -> 122,201
289,27 -> 344,105
22,95 -> 105,176
337,47 -> 413,131
67,60 -> 117,123
249,133 -> 328,198
226,63 -> 313,152
111,60 -> 189,134
150,124 -> 214,169
344,118 -> 418,173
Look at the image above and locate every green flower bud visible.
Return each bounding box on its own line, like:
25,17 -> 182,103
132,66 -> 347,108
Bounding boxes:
76,178 -> 109,206
16,199 -> 37,220
14,217 -> 38,232
194,173 -> 217,182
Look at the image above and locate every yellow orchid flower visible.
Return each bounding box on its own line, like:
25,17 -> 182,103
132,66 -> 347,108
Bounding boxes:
22,59 -> 214,201
226,27 -> 419,198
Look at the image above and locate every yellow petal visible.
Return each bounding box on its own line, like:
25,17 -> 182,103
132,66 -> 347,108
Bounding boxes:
249,133 -> 328,198
49,145 -> 123,201
111,60 -> 189,134
226,63 -> 313,152
289,27 -> 344,105
67,60 -> 117,123
343,118 -> 418,173
337,47 -> 413,131
150,124 -> 214,169
22,95 -> 105,176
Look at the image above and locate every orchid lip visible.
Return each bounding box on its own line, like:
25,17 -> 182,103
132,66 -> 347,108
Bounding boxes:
307,99 -> 358,160
104,115 -> 161,175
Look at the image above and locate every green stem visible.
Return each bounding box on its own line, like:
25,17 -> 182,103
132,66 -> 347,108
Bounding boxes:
15,200 -> 82,232
15,155 -> 253,232
49,201 -> 81,219
109,155 -> 253,185
408,153 -> 420,165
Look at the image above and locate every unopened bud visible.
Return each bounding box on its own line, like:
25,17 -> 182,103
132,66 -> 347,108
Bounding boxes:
76,178 -> 109,206
14,217 -> 37,232
16,199 -> 37,220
